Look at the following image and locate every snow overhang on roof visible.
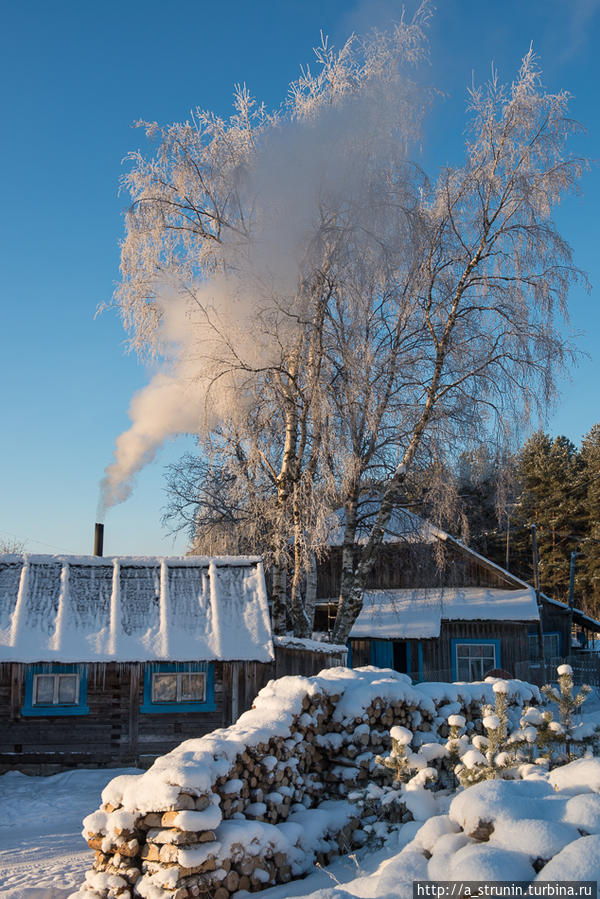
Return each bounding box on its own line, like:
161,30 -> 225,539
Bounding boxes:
349,586 -> 540,640
0,554 -> 274,663
540,592 -> 600,632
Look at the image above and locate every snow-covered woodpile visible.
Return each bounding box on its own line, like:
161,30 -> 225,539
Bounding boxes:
72,668 -> 540,899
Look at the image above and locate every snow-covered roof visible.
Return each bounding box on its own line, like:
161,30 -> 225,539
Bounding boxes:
326,500 -> 444,546
540,592 -> 600,632
273,634 -> 348,655
348,586 -> 539,639
0,554 -> 274,663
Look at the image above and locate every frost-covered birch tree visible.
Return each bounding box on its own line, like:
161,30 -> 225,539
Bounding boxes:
330,50 -> 587,642
106,11 -> 586,640
106,10 -> 431,635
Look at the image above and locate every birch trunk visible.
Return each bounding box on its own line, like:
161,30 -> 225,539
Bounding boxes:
332,251 -> 479,645
271,564 -> 287,634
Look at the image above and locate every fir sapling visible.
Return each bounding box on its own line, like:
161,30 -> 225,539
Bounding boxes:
452,681 -> 520,786
541,664 -> 592,760
375,726 -> 413,786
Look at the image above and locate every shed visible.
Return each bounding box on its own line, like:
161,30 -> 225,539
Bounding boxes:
0,553 -> 275,769
315,503 -> 544,682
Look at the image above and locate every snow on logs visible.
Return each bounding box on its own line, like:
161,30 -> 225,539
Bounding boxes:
72,668 -> 539,899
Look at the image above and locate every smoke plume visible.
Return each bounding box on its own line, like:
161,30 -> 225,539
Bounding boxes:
100,21 -> 427,511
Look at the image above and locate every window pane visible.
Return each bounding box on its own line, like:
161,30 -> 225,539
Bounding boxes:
470,658 -> 484,680
455,643 -> 496,681
180,673 -> 205,702
35,675 -> 55,704
152,674 -> 178,702
58,675 -> 78,704
457,658 -> 470,680
544,634 -> 559,657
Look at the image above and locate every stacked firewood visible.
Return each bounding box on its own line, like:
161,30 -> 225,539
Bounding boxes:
74,680 -> 531,899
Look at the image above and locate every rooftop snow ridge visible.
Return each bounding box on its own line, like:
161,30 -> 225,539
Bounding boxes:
0,553 -> 273,663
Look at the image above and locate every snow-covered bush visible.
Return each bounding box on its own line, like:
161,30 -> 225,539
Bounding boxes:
451,682 -> 523,786
445,668 -> 598,790
541,664 -> 592,760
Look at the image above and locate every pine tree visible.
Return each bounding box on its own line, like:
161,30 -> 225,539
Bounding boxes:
512,432 -> 585,602
375,726 -> 414,785
451,682 -> 519,786
580,424 -> 600,618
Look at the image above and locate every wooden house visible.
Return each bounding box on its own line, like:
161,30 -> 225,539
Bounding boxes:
314,505 -> 600,683
0,553 -> 280,770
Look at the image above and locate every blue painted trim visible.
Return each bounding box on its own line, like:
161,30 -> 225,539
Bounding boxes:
346,641 -> 353,669
451,637 -> 501,681
140,662 -> 216,714
22,664 -> 89,717
370,640 -> 394,668
417,641 -> 424,682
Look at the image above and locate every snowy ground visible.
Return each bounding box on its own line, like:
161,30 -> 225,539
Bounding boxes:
3,687 -> 600,899
0,768 -> 140,899
6,761 -> 600,899
0,762 -> 436,899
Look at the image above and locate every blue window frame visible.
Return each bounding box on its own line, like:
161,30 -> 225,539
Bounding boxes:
451,638 -> 501,681
23,664 -> 89,717
141,662 -> 216,714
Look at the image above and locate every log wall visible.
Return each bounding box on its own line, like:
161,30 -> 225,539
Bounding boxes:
316,541 -> 514,600
0,646 -> 347,771
0,660 -> 275,771
273,645 -> 346,678
349,620 -> 533,684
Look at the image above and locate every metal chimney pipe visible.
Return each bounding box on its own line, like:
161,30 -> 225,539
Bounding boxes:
94,522 -> 104,557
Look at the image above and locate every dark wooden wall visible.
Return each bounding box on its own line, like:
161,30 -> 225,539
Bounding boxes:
349,620 -> 533,683
273,645 -> 346,678
0,646 -> 348,771
317,541 -> 514,600
0,660 -> 275,771
434,620 -> 531,680
540,600 -> 571,655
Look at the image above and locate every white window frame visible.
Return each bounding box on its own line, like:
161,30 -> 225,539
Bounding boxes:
151,670 -> 207,704
33,672 -> 80,706
455,642 -> 497,681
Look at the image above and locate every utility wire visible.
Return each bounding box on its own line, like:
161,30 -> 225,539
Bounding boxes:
0,528 -> 77,555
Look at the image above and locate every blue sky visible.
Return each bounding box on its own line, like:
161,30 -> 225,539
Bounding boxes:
1,0 -> 599,557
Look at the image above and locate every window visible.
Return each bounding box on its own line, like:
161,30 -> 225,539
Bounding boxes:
141,663 -> 215,714
22,665 -> 89,717
452,640 -> 499,681
528,632 -> 560,661
152,671 -> 206,704
34,673 -> 79,706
